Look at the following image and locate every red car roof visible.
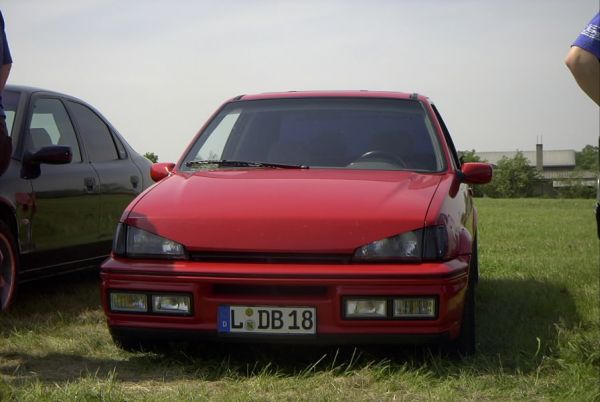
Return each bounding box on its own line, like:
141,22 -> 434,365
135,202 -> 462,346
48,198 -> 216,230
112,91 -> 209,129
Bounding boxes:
237,90 -> 429,102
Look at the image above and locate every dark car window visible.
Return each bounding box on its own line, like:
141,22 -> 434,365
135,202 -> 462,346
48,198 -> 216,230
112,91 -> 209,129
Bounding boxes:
29,97 -> 82,162
2,90 -> 19,136
67,101 -> 119,163
183,98 -> 446,172
112,134 -> 128,159
431,104 -> 460,170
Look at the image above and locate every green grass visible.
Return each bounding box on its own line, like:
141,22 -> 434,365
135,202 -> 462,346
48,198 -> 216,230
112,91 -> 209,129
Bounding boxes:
1,198 -> 598,401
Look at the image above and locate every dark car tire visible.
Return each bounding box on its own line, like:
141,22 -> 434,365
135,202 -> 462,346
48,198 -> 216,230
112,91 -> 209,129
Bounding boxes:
451,279 -> 476,357
0,220 -> 18,311
110,329 -> 159,352
445,241 -> 477,358
111,332 -> 145,352
472,237 -> 479,284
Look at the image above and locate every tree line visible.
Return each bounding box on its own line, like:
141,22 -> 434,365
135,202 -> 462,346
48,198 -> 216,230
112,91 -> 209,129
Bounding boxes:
461,145 -> 598,198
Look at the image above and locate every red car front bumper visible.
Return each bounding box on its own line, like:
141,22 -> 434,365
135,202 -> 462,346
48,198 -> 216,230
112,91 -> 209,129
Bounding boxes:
100,256 -> 470,345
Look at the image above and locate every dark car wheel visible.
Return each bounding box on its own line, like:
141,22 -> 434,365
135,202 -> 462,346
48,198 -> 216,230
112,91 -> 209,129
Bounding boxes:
111,331 -> 143,352
445,240 -> 477,357
452,277 -> 476,357
110,329 -> 158,352
0,221 -> 18,311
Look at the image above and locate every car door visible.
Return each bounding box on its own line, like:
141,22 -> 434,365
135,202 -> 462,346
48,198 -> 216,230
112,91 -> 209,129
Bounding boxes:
19,96 -> 102,273
65,100 -> 143,241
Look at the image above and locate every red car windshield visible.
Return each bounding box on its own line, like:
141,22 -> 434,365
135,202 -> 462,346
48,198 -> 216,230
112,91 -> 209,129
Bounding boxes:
182,98 -> 446,172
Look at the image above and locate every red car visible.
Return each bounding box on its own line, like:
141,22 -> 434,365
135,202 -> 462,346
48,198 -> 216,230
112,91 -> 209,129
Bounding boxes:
100,91 -> 492,355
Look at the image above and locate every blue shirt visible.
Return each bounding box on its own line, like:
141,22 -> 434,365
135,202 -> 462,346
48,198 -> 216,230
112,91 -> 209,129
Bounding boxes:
572,12 -> 600,60
0,10 -> 12,118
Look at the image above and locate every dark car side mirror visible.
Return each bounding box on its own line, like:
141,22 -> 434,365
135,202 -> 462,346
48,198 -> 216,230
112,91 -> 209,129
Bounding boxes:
460,162 -> 493,185
150,162 -> 176,182
21,145 -> 73,179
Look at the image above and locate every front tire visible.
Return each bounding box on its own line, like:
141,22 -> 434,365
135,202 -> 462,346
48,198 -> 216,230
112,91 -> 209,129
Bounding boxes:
445,241 -> 477,357
451,277 -> 476,357
0,221 -> 18,311
110,330 -> 145,352
110,328 -> 158,352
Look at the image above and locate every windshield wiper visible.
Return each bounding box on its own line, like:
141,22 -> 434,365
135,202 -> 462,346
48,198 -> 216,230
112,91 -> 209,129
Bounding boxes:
185,160 -> 309,169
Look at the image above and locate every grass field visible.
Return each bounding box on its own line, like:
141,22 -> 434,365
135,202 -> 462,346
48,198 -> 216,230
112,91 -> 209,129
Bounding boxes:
1,198 -> 598,401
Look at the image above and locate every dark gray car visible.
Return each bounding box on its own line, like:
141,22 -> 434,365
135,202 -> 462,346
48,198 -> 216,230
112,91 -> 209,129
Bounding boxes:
0,85 -> 152,310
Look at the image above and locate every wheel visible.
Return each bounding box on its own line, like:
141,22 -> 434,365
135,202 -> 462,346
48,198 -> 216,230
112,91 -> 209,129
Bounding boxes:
110,328 -> 159,352
110,330 -> 145,352
450,277 -> 476,357
472,237 -> 479,284
445,240 -> 477,357
352,150 -> 407,167
0,220 -> 18,311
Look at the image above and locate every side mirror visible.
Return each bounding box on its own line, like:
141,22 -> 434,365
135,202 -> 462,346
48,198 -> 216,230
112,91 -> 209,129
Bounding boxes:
460,162 -> 493,184
150,162 -> 176,182
21,146 -> 73,179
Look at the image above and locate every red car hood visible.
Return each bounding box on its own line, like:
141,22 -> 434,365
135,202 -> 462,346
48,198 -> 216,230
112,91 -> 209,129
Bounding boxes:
125,169 -> 443,253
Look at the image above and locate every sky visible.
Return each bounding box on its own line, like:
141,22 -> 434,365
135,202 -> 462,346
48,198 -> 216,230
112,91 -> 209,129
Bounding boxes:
3,0 -> 599,163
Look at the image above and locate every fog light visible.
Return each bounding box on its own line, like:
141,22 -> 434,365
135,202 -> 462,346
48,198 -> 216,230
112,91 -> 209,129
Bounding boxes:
152,295 -> 191,315
345,298 -> 387,318
393,298 -> 436,318
110,292 -> 147,313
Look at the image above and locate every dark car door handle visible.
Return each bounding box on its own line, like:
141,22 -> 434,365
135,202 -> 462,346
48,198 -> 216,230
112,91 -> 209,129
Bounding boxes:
84,177 -> 96,191
130,175 -> 139,189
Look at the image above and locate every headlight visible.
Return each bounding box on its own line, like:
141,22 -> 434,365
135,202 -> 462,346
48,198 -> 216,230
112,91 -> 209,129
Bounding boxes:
152,294 -> 191,315
110,292 -> 148,313
393,297 -> 437,318
354,231 -> 421,261
113,223 -> 186,259
353,226 -> 448,262
342,297 -> 438,320
109,291 -> 192,315
344,298 -> 387,318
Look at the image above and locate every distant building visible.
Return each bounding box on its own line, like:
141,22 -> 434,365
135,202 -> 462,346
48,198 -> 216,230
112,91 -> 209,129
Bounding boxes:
474,144 -> 597,191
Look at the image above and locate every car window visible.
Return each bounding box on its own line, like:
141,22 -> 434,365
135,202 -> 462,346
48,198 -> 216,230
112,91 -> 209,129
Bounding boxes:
2,90 -> 19,136
184,98 -> 445,172
28,97 -> 82,162
431,104 -> 460,169
67,101 -> 119,162
194,111 -> 241,161
112,133 -> 128,159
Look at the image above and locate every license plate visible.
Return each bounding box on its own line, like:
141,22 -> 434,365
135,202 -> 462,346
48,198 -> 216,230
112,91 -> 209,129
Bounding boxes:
218,305 -> 316,334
